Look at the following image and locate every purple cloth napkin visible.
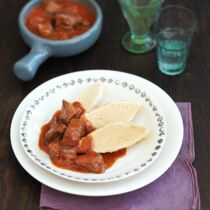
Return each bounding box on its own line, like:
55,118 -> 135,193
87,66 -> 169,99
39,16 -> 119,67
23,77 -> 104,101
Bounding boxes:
40,103 -> 200,210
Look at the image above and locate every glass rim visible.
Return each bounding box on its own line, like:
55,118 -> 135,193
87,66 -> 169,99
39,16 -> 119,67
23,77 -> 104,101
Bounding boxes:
121,0 -> 165,9
155,5 -> 197,32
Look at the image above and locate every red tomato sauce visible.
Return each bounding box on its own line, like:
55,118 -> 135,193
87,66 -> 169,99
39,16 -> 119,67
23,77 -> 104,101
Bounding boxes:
101,149 -> 126,168
25,0 -> 96,40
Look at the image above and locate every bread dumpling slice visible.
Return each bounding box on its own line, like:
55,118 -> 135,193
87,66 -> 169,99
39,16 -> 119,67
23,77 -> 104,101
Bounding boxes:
90,123 -> 149,153
76,84 -> 103,112
85,101 -> 140,129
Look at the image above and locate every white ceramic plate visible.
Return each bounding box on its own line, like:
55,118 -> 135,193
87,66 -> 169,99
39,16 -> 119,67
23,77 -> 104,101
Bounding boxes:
19,73 -> 166,183
10,70 -> 183,196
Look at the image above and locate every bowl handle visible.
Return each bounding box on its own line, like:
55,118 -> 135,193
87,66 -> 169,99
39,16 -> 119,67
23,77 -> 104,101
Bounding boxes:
13,45 -> 52,81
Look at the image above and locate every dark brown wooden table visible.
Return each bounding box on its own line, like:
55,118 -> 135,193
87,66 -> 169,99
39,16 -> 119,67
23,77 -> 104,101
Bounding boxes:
0,0 -> 209,209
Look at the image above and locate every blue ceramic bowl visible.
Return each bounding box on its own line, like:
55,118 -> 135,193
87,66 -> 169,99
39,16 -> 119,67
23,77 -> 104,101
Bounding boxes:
13,0 -> 103,81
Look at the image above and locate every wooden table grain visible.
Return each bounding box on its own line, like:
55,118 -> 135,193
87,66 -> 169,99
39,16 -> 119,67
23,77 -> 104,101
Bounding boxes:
0,0 -> 209,209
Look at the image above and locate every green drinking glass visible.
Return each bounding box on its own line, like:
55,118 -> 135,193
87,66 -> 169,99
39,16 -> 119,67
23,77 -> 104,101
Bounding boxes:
118,0 -> 164,54
155,5 -> 196,76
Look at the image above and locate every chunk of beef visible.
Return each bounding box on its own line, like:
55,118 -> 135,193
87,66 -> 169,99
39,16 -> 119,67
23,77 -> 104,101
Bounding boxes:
75,151 -> 107,173
83,119 -> 95,134
45,114 -> 66,143
49,113 -> 58,127
48,141 -> 60,160
60,100 -> 77,124
55,11 -> 83,29
29,16 -> 46,28
77,136 -> 93,154
37,22 -> 53,37
48,141 -> 77,163
44,0 -> 62,14
82,18 -> 91,27
61,119 -> 85,147
59,146 -> 77,161
45,123 -> 66,143
72,101 -> 85,118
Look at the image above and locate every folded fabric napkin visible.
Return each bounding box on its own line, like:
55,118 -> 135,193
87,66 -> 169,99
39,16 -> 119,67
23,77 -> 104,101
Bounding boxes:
40,103 -> 200,210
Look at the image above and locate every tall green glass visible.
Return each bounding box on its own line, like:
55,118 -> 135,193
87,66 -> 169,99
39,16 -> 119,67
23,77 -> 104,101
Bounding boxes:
118,0 -> 164,54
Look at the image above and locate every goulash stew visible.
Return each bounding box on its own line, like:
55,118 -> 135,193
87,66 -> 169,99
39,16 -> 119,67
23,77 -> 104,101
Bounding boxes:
25,0 -> 96,40
39,100 -> 126,174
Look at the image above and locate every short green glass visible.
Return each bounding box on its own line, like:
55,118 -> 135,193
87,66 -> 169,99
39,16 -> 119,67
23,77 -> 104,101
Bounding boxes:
155,5 -> 196,76
118,0 -> 164,54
